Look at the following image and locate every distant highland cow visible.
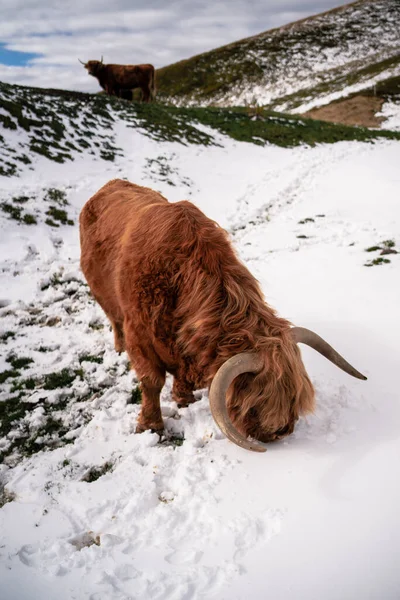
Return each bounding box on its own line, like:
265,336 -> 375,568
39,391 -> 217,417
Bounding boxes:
80,58 -> 155,103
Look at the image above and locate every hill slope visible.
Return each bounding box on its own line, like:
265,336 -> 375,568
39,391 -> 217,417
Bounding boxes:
1,80 -> 400,179
156,0 -> 400,112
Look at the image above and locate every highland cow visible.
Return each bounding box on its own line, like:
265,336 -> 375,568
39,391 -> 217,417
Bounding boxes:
80,180 -> 366,452
80,58 -> 155,102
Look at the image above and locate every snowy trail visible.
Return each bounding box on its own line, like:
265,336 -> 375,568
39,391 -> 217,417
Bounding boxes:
1,119 -> 400,600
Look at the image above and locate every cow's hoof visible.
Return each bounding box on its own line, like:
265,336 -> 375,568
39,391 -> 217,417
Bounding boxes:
135,423 -> 164,435
173,393 -> 196,408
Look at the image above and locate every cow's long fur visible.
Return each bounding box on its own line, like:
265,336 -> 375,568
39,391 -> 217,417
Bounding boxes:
84,61 -> 156,102
80,180 -> 315,442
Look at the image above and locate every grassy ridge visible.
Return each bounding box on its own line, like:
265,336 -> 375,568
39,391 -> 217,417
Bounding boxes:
1,81 -> 400,178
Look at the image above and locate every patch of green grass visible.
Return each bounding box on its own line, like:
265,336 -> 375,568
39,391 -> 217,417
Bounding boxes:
0,369 -> 94,463
22,213 -> 37,225
7,355 -> 34,370
17,416 -> 72,459
88,320 -> 104,330
129,387 -> 142,404
1,202 -> 22,221
0,393 -> 29,437
0,163 -> 17,177
365,240 -> 397,255
137,104 -> 400,148
159,434 -> 185,448
0,113 -> 17,130
10,376 -> 39,393
0,488 -> 16,508
77,138 -> 91,149
79,354 -> 103,364
45,206 -> 74,226
0,81 -> 123,177
40,272 -> 63,290
12,195 -> 30,204
81,461 -> 113,482
29,142 -> 71,163
121,102 -> 400,148
44,188 -> 68,206
364,257 -> 391,267
15,154 -> 31,165
1,201 -> 37,225
43,368 -> 80,390
25,377 -> 38,389
45,218 -> 59,228
0,331 -> 15,342
0,370 -> 21,384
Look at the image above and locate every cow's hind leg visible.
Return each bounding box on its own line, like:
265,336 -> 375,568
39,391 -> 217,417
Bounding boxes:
124,322 -> 165,433
112,321 -> 125,353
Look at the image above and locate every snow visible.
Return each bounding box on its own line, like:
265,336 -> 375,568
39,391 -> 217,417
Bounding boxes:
1,109 -> 400,600
378,99 -> 400,131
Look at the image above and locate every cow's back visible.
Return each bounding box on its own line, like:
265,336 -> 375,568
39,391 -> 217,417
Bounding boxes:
80,179 -> 168,320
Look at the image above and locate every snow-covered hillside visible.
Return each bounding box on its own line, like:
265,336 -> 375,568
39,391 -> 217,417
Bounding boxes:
157,0 -> 400,113
1,87 -> 400,600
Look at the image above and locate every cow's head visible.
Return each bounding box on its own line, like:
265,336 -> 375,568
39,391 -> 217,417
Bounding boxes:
209,327 -> 367,452
79,57 -> 104,76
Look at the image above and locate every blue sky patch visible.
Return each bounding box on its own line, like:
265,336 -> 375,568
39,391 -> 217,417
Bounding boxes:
0,44 -> 41,66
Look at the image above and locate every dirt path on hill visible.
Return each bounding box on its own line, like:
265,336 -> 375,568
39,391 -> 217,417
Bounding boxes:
302,95 -> 386,128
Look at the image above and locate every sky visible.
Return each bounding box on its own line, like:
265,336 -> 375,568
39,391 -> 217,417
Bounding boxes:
0,0 -> 351,92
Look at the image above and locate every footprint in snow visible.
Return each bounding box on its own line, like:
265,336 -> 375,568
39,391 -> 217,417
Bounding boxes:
165,548 -> 203,565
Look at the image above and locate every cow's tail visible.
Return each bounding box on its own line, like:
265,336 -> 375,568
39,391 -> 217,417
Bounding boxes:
150,67 -> 156,102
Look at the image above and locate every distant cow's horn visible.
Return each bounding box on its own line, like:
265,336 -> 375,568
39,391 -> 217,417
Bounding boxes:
100,55 -> 104,63
209,353 -> 267,452
78,58 -> 86,65
291,326 -> 367,380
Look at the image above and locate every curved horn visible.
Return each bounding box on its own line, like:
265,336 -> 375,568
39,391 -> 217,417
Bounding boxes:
100,55 -> 104,63
78,58 -> 86,65
209,353 -> 267,452
291,327 -> 367,380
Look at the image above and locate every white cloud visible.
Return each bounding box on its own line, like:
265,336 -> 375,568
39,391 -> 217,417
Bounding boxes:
0,0 -> 350,91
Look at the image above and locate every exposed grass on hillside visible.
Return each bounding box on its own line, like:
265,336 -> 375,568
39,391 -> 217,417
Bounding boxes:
172,106 -> 400,146
0,273 -> 135,466
155,0 -> 400,108
0,81 -> 123,177
1,186 -> 74,228
89,95 -> 400,147
127,102 -> 400,147
1,79 -> 400,183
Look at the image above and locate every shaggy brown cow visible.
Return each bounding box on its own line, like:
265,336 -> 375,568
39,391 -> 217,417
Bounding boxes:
80,180 -> 366,452
80,58 -> 155,102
